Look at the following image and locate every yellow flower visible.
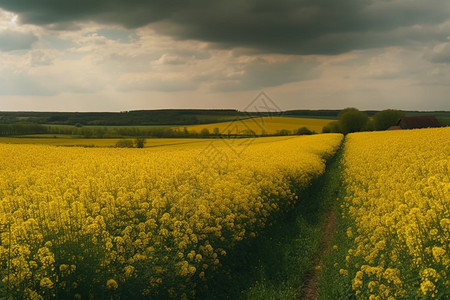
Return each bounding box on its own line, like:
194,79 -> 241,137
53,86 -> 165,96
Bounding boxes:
432,246 -> 445,262
336,127 -> 450,298
420,279 -> 435,295
0,134 -> 344,298
59,264 -> 68,272
40,277 -> 54,289
106,279 -> 118,290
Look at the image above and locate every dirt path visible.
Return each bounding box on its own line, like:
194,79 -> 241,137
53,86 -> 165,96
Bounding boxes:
296,142 -> 343,300
297,210 -> 337,300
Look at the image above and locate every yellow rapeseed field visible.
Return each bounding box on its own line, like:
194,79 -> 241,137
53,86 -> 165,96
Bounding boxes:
177,116 -> 332,135
0,134 -> 342,299
337,127 -> 449,299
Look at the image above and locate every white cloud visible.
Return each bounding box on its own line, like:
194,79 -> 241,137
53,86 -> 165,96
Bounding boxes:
118,72 -> 201,92
27,49 -> 58,66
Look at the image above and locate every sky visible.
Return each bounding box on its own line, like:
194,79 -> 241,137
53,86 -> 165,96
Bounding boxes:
0,0 -> 449,112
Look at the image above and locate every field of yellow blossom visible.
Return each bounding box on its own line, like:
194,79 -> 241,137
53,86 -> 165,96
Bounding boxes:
0,134 -> 342,299
321,127 -> 449,299
178,116 -> 332,135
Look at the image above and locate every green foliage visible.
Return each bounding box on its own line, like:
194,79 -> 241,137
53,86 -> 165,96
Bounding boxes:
338,108 -> 369,134
134,137 -> 146,148
0,123 -> 47,136
0,110 -> 244,126
115,139 -> 134,148
80,128 -> 94,138
296,127 -> 314,135
202,143 -> 344,299
322,109 -> 370,134
242,129 -> 256,136
437,117 -> 450,126
322,121 -> 341,134
372,109 -> 404,130
200,128 -> 210,137
362,119 -> 375,131
277,129 -> 291,136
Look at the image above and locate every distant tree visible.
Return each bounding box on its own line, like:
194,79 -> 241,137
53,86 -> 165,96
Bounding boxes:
373,109 -> 404,131
162,128 -> 175,138
200,128 -> 210,137
363,119 -> 375,131
296,127 -> 314,135
242,129 -> 256,136
81,128 -> 93,138
94,127 -> 107,138
338,108 -> 369,134
115,139 -> 134,148
75,123 -> 83,128
277,129 -> 291,136
0,123 -> 48,136
213,127 -> 220,136
135,137 -> 146,148
322,121 -> 341,133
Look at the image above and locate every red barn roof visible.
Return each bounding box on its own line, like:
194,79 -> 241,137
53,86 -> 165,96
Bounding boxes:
397,116 -> 441,129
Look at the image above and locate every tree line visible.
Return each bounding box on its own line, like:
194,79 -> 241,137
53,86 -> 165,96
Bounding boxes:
0,110 -> 247,126
0,123 -> 317,138
0,109 -> 426,138
322,108 -> 404,134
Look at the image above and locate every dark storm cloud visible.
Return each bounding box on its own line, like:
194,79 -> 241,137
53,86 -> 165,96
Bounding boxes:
210,57 -> 319,92
0,0 -> 179,27
1,0 -> 449,54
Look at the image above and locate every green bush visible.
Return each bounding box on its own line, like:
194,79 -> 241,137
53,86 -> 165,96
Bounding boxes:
296,127 -> 314,135
362,119 -> 375,131
200,128 -> 210,137
338,108 -> 369,134
372,109 -> 404,130
322,121 -> 341,133
115,139 -> 134,148
134,137 -> 146,148
277,129 -> 291,136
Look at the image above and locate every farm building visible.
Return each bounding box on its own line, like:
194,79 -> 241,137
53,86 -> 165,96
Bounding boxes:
391,116 -> 441,130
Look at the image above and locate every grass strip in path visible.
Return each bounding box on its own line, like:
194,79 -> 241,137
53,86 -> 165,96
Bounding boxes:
297,146 -> 344,300
198,144 -> 344,300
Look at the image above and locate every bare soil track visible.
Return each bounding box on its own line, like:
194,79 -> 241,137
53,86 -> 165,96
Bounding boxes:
297,143 -> 343,300
298,211 -> 337,300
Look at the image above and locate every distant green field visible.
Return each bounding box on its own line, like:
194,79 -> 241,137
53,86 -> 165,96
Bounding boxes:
437,118 -> 450,126
404,111 -> 450,118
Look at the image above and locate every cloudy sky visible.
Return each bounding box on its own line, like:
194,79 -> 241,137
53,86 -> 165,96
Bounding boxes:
0,0 -> 449,112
